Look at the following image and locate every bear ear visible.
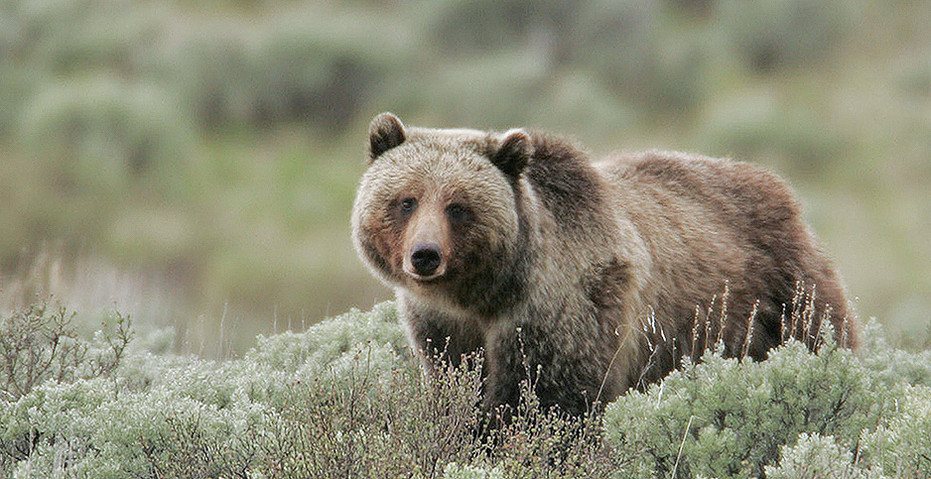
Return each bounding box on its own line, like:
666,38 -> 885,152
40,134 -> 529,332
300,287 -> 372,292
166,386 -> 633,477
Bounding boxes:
492,128 -> 532,179
368,112 -> 406,163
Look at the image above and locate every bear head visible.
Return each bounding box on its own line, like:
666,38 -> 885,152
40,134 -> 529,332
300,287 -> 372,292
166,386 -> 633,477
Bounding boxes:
352,112 -> 533,312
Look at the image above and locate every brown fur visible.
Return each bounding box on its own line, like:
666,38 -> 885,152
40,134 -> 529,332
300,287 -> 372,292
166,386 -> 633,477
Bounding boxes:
352,113 -> 857,416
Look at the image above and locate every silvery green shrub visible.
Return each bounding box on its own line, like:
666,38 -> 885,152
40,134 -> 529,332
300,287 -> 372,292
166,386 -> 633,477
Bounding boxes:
0,302 -> 431,477
765,432 -> 885,479
715,0 -> 864,72
857,318 -> 931,388
441,462 -> 504,479
5,301 -> 931,478
18,77 -> 193,196
603,339 -> 888,478
863,385 -> 931,477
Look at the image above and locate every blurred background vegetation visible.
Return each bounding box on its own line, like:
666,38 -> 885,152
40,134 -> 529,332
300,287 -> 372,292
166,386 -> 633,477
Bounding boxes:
0,0 -> 928,355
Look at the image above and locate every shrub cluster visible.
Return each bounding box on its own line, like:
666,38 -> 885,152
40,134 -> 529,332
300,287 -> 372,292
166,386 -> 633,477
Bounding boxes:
604,340 -> 881,477
8,0 -> 925,331
0,302 -> 131,401
2,301 -> 930,477
0,0 -> 868,196
0,301 -> 617,478
604,315 -> 931,479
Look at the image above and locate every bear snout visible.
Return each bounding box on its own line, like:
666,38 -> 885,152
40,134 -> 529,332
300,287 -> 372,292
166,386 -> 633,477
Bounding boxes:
408,243 -> 445,279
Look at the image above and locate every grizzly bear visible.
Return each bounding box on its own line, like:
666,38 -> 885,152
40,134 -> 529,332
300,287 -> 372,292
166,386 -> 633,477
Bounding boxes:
351,112 -> 856,416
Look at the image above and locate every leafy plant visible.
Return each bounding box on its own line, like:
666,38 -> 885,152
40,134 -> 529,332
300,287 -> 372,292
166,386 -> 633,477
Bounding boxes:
765,433 -> 883,479
0,302 -> 131,401
863,385 -> 931,477
603,339 -> 888,478
0,302 -> 132,475
3,300 -> 931,478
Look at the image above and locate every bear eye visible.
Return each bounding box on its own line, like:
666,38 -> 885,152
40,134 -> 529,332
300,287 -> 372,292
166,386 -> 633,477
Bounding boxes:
399,197 -> 417,214
445,203 -> 471,222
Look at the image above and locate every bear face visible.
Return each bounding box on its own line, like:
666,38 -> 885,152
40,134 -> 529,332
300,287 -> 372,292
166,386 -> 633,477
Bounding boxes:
351,113 -> 532,315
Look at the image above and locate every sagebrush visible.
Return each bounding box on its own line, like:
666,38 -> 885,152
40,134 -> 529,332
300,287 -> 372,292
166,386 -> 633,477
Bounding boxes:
1,301 -> 930,478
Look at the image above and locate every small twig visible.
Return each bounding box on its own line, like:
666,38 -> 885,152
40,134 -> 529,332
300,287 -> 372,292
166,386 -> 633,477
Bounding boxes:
218,300 -> 228,358
672,415 -> 695,478
704,294 -> 717,354
716,281 -> 729,349
840,315 -> 849,348
742,300 -> 760,360
690,305 -> 701,361
779,304 -> 788,343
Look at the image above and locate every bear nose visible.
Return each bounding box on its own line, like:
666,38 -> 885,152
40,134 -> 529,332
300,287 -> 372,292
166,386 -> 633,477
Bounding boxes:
411,244 -> 442,277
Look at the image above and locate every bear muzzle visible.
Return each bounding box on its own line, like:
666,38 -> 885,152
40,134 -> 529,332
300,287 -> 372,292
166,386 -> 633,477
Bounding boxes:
404,242 -> 446,281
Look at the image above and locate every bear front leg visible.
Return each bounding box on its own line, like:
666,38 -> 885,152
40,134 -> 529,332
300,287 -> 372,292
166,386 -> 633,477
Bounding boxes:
481,325 -> 525,415
483,320 -> 609,418
399,297 -> 484,373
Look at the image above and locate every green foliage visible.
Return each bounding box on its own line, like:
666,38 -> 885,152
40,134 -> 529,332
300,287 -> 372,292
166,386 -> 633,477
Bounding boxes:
0,302 -> 131,401
258,345 -> 482,478
245,302 -> 406,373
2,301 -> 931,477
765,433 -> 885,479
441,463 -> 504,479
3,301 -> 481,477
159,8 -> 404,131
18,77 -> 194,196
857,318 -> 931,388
714,0 -> 864,72
0,0 -> 166,74
0,0 -> 927,337
863,385 -> 931,477
603,340 -> 887,478
0,303 -> 133,475
699,95 -> 853,177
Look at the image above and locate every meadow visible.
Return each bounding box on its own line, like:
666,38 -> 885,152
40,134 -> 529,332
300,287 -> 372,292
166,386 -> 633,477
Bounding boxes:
1,0 -> 929,476
0,0 -> 929,352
